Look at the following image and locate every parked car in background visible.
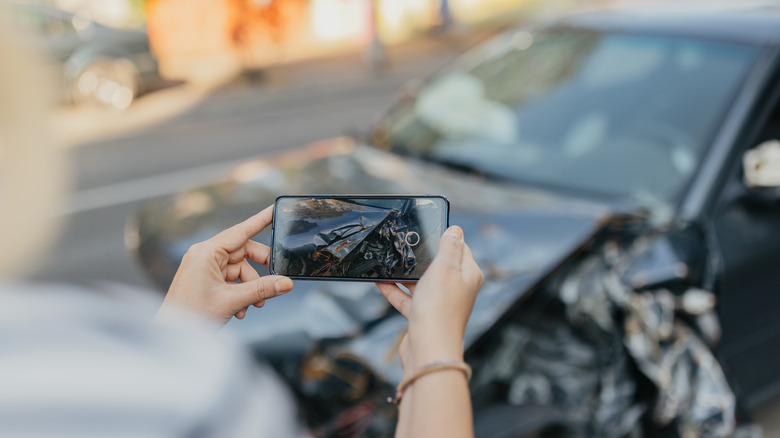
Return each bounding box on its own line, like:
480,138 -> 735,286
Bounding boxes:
6,3 -> 164,109
128,3 -> 780,437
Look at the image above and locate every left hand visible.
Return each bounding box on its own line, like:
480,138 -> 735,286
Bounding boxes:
157,205 -> 293,326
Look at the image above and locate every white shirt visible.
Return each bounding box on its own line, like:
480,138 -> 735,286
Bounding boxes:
0,283 -> 303,438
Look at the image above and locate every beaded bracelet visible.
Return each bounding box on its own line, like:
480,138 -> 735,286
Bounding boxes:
389,360 -> 472,404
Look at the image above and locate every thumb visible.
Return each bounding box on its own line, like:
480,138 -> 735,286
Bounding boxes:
224,275 -> 293,309
432,226 -> 465,270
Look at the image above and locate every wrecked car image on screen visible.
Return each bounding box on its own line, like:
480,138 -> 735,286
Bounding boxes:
271,197 -> 447,280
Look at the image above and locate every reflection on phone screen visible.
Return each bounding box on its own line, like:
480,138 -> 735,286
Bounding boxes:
272,197 -> 447,280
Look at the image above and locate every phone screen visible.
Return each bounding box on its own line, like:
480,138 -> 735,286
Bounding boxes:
271,196 -> 449,281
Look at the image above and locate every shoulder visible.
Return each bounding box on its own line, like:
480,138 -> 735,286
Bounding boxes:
0,282 -> 302,438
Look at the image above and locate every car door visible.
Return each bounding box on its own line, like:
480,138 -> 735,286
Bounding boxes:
710,78 -> 780,411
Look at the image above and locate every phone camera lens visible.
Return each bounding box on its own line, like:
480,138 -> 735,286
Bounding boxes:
405,231 -> 420,247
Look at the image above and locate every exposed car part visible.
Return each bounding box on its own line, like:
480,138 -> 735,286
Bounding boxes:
470,236 -> 735,438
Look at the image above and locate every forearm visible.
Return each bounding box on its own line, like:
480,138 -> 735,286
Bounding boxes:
406,369 -> 473,438
395,385 -> 414,438
400,332 -> 474,438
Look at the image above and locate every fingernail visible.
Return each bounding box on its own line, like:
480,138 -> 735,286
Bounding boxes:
275,278 -> 293,294
444,226 -> 464,241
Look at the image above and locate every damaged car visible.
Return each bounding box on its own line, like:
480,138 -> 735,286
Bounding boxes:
127,4 -> 780,437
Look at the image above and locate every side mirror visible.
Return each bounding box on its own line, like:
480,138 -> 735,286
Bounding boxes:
742,140 -> 780,205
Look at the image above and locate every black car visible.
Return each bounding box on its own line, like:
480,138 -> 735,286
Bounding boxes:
129,4 -> 780,437
7,3 -> 163,109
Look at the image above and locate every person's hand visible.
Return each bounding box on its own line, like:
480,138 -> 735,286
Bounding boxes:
377,226 -> 483,368
157,205 -> 293,326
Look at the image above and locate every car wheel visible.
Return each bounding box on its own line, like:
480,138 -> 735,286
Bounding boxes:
72,58 -> 139,110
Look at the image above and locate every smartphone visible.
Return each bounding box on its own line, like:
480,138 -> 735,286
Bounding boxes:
270,195 -> 450,281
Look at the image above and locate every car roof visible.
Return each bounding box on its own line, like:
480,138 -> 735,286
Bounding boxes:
556,1 -> 780,46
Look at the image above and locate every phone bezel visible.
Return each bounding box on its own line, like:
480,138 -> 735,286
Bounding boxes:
269,194 -> 450,282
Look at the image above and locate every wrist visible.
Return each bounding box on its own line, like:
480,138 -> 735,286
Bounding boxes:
407,336 -> 464,368
394,359 -> 472,404
411,350 -> 464,369
408,321 -> 464,346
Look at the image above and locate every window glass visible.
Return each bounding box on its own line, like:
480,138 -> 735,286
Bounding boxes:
379,29 -> 760,206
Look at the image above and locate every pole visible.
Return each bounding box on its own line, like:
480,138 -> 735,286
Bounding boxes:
364,0 -> 384,68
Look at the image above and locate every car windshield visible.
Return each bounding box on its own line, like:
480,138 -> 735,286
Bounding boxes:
375,28 -> 760,205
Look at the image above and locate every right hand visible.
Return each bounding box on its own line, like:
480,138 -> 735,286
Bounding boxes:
377,226 -> 484,368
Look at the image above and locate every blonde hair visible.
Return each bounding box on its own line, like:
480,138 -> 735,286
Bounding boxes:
0,22 -> 68,278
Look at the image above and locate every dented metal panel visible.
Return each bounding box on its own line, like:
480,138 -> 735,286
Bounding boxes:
469,238 -> 735,437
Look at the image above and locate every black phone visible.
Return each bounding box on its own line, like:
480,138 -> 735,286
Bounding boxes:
270,195 -> 450,281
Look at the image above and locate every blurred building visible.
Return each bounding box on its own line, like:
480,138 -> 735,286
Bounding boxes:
144,0 -> 543,82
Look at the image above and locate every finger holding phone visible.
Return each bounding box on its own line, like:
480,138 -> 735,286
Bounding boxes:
157,205 -> 294,326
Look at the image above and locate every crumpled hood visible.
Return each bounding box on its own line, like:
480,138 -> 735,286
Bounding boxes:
132,137 -> 615,380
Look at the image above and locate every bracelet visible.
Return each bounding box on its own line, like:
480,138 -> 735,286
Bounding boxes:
389,360 -> 472,404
